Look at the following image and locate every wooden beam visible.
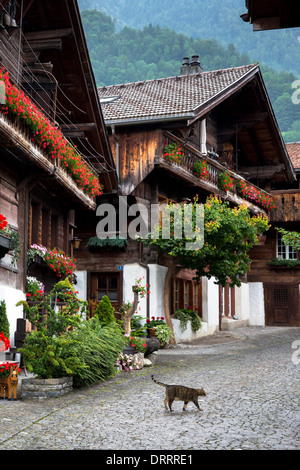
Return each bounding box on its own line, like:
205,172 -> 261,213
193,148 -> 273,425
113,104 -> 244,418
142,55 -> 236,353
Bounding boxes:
253,17 -> 281,31
25,28 -> 73,41
60,123 -> 96,133
240,164 -> 285,178
23,38 -> 62,52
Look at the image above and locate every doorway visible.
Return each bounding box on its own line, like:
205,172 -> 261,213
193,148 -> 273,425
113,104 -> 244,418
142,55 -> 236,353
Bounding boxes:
264,284 -> 300,326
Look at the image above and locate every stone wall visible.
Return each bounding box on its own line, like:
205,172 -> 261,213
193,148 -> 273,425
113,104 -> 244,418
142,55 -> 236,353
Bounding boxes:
21,376 -> 73,400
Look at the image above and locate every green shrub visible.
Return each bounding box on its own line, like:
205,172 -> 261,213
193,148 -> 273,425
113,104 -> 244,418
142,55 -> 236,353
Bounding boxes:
0,300 -> 9,339
18,330 -> 86,379
19,318 -> 127,386
174,308 -> 202,332
66,319 -> 127,388
94,295 -> 115,325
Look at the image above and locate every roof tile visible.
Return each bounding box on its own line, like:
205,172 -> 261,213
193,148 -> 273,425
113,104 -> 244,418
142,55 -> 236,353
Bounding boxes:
98,64 -> 258,123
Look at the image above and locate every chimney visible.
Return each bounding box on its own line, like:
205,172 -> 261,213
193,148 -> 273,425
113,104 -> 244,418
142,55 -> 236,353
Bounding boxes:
180,57 -> 190,75
180,55 -> 203,75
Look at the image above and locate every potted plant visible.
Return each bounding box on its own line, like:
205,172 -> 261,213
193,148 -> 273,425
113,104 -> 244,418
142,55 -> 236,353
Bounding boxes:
150,323 -> 174,348
218,171 -> 234,191
193,160 -> 208,180
163,142 -> 184,165
0,213 -> 20,265
26,276 -> 45,301
173,308 -> 202,332
145,316 -> 166,336
0,213 -> 10,258
123,334 -> 147,354
87,236 -> 128,251
27,244 -> 77,279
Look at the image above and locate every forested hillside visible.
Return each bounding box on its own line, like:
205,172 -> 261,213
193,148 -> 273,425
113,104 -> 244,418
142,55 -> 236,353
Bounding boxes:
78,0 -> 300,78
80,10 -> 300,142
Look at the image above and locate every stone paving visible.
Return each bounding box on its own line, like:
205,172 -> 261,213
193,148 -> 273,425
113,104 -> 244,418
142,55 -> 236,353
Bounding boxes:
0,326 -> 299,451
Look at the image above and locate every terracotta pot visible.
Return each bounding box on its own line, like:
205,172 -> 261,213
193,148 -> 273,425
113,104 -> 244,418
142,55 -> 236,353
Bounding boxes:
148,327 -> 156,337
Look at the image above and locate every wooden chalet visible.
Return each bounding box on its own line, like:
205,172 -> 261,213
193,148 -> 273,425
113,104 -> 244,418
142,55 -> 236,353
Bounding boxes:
0,0 -> 116,346
241,0 -> 300,30
248,143 -> 300,327
74,57 -> 295,336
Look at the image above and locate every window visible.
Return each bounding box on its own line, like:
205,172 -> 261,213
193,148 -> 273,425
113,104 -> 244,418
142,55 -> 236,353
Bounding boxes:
95,274 -> 119,304
277,232 -> 298,260
171,277 -> 202,317
173,279 -> 180,312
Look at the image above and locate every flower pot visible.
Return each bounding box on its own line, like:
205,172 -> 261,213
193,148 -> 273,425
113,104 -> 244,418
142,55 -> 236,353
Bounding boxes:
0,234 -> 11,259
122,345 -> 135,355
148,327 -> 157,337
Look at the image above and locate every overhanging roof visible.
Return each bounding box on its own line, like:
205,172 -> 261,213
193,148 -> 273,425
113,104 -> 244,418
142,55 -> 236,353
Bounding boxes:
98,63 -> 296,183
242,0 -> 300,30
98,64 -> 259,125
18,0 -> 118,193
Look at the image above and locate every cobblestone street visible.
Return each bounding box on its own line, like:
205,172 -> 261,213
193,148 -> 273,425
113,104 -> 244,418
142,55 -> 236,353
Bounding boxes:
0,326 -> 299,452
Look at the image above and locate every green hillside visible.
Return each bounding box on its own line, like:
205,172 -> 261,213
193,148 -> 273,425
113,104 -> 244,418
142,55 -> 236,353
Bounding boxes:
78,0 -> 300,78
80,9 -> 300,142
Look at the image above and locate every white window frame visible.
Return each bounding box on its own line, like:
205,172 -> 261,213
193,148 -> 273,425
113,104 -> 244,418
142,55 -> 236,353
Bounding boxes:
276,232 -> 298,260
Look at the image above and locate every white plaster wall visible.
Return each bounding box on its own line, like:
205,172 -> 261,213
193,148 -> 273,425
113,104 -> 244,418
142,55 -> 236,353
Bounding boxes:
234,282 -> 249,320
202,276 -> 219,334
172,318 -> 208,343
123,263 -> 147,321
148,264 -> 168,320
75,270 -> 87,301
249,282 -> 265,325
0,285 -> 26,347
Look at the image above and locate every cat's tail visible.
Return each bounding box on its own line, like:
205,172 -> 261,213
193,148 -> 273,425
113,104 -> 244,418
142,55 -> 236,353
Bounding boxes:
151,375 -> 166,387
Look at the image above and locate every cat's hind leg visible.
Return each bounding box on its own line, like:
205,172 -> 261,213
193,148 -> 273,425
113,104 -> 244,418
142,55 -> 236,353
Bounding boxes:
183,401 -> 189,411
164,393 -> 169,410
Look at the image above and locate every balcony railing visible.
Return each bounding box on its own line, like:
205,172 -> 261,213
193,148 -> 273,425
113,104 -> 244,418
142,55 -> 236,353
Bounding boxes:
158,132 -> 275,213
0,68 -> 101,208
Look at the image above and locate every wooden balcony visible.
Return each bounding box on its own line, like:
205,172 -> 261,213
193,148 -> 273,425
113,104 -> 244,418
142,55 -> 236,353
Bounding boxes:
155,132 -> 273,214
0,110 -> 98,210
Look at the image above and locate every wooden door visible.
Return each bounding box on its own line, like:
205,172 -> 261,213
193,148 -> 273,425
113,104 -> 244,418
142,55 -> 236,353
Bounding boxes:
89,273 -> 122,318
264,284 -> 300,326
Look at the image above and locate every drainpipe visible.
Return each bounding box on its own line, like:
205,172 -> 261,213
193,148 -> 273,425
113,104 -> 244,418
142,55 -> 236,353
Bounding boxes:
200,119 -> 207,154
138,243 -> 150,321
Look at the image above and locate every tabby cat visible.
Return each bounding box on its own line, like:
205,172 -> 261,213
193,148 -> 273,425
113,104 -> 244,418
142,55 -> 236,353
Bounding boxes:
151,375 -> 206,411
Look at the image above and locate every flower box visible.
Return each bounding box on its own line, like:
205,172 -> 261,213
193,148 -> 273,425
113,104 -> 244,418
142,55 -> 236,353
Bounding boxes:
0,233 -> 11,259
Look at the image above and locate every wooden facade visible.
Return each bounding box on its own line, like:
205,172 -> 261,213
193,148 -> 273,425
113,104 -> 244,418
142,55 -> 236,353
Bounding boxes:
242,0 -> 300,31
74,60 -> 295,328
248,146 -> 300,326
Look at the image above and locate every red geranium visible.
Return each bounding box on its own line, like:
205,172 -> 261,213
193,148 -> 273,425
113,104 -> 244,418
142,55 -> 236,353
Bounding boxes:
0,67 -> 103,198
0,362 -> 21,377
0,332 -> 10,352
0,214 -> 8,231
